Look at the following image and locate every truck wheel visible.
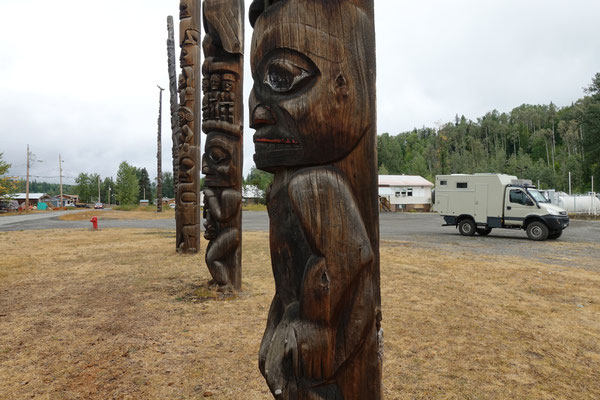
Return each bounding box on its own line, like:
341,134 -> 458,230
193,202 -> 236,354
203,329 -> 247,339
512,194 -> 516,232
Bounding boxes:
526,221 -> 549,241
458,219 -> 476,236
548,229 -> 563,240
476,227 -> 492,236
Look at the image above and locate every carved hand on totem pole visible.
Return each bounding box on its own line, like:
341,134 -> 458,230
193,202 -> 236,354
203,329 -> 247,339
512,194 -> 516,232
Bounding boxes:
250,0 -> 381,398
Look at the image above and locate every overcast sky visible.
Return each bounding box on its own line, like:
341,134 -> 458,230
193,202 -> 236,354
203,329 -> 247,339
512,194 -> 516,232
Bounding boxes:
1,0 -> 599,185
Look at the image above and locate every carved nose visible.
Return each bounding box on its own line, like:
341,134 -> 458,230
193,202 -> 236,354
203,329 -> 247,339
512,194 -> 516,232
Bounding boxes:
250,105 -> 276,128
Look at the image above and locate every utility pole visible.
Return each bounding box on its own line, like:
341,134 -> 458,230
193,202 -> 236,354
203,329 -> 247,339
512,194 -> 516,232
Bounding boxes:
569,171 -> 572,195
25,144 -> 30,210
59,154 -> 63,208
108,186 -> 111,208
157,85 -> 165,212
97,175 -> 101,203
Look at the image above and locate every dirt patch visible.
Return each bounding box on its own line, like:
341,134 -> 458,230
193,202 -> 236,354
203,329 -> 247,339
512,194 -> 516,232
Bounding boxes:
0,229 -> 599,399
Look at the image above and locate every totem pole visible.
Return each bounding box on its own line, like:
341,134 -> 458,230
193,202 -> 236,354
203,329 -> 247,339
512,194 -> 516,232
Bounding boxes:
249,0 -> 382,398
167,15 -> 180,212
176,0 -> 202,253
201,0 -> 244,291
156,85 -> 164,212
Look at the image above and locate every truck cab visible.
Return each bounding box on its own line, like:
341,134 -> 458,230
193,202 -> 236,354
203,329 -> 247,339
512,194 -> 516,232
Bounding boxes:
434,174 -> 569,240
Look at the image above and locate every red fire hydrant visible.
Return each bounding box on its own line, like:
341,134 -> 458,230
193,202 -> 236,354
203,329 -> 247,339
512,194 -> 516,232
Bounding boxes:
90,216 -> 98,230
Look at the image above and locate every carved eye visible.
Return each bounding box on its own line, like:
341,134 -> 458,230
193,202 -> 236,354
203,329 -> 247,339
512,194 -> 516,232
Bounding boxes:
208,148 -> 228,164
260,49 -> 318,94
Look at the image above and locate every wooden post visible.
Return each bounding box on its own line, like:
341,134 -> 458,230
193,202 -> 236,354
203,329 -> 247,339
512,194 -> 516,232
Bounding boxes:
201,0 -> 244,291
167,15 -> 180,212
250,0 -> 381,398
176,0 -> 202,253
157,85 -> 165,212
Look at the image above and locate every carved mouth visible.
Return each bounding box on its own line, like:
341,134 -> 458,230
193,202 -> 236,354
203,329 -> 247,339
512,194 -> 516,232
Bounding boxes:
254,137 -> 299,145
253,128 -> 300,147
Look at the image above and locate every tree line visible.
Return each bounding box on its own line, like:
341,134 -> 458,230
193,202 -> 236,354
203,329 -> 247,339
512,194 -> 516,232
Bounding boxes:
71,161 -> 176,205
378,73 -> 600,193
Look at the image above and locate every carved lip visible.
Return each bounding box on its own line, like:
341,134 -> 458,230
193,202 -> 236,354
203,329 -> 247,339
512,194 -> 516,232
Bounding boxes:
253,129 -> 300,147
254,137 -> 299,145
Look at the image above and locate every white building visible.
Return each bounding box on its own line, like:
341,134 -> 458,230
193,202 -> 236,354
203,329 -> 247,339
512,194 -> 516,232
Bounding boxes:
378,175 -> 434,212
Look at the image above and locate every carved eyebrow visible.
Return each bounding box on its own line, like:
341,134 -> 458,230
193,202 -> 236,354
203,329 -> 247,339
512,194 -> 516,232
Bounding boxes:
251,22 -> 343,72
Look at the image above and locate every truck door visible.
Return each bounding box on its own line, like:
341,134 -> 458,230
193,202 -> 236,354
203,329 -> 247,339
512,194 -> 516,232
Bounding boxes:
474,184 -> 488,223
504,188 -> 534,226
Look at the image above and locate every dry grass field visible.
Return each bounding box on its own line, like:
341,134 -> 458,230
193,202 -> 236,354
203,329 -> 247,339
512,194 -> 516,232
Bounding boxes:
0,229 -> 599,399
58,209 -> 176,221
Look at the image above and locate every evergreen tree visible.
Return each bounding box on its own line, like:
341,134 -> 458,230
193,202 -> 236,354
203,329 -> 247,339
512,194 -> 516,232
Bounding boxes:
115,161 -> 139,205
137,167 -> 152,203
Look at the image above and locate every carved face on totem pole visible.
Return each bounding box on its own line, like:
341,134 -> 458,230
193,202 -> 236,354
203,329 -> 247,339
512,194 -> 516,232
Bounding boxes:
179,0 -> 191,19
202,134 -> 240,187
249,0 -> 373,172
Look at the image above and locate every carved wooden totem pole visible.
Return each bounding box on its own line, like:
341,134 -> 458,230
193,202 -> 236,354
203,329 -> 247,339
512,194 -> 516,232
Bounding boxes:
176,0 -> 202,253
167,16 -> 180,211
249,0 -> 382,398
201,0 -> 244,291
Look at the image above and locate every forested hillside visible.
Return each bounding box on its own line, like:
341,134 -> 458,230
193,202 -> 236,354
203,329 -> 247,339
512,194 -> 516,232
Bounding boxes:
378,73 -> 600,193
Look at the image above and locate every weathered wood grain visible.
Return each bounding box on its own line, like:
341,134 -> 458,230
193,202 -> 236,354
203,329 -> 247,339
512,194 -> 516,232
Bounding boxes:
167,15 -> 180,214
249,0 -> 381,398
176,0 -> 202,253
201,0 -> 244,290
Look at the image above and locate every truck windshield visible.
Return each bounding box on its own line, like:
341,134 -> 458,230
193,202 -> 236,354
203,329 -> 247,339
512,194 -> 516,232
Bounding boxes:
527,189 -> 550,203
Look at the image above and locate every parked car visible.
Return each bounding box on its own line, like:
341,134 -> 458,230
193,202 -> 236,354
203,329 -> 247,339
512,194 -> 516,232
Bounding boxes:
94,203 -> 104,209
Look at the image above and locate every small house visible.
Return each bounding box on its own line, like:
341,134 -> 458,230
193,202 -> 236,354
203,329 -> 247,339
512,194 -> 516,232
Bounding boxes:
242,185 -> 265,204
378,175 -> 434,212
11,193 -> 52,208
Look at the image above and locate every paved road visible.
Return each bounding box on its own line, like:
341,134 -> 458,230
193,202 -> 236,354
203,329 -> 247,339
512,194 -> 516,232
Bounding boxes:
2,209 -> 597,242
2,210 -> 598,269
0,209 -> 266,232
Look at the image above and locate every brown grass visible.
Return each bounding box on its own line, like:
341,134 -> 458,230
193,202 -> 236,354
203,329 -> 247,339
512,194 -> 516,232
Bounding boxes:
242,204 -> 267,212
59,209 -> 175,221
0,230 -> 598,399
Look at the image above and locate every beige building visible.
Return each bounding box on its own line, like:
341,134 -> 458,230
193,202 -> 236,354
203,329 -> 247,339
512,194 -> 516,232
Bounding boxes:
378,175 -> 434,212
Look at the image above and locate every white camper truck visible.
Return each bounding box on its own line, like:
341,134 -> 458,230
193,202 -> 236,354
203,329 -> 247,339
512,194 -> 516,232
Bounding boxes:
433,174 -> 569,240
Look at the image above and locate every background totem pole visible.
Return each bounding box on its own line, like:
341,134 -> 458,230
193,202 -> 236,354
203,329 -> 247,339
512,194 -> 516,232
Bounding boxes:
249,0 -> 382,398
176,0 -> 202,253
201,0 -> 244,291
167,15 -> 180,216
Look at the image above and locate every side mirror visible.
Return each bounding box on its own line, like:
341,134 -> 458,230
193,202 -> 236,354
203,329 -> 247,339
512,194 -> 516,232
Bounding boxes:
526,198 -> 534,206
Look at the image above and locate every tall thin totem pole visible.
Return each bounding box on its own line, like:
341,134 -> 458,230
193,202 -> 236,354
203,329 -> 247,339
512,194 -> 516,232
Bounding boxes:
167,15 -> 180,214
201,0 -> 244,291
249,0 -> 382,398
156,85 -> 164,212
176,0 -> 202,253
